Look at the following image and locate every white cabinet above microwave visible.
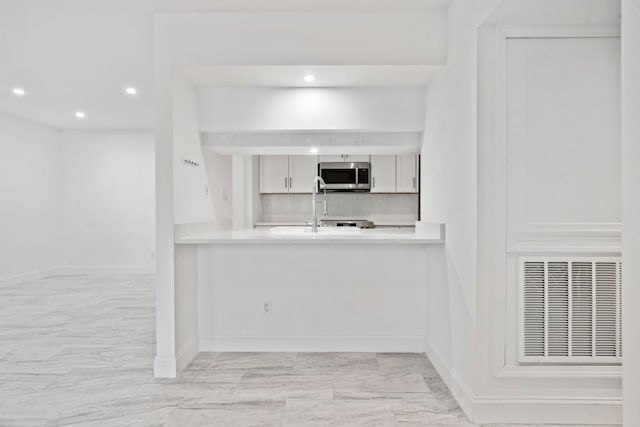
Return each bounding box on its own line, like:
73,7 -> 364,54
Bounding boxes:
318,154 -> 370,163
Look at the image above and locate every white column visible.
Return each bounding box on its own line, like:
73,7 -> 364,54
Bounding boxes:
153,73 -> 176,378
232,155 -> 246,230
622,1 -> 640,425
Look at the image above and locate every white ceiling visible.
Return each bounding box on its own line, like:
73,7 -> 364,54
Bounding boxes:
0,0 -> 452,130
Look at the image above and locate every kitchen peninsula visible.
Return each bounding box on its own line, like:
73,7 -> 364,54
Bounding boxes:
172,220 -> 445,373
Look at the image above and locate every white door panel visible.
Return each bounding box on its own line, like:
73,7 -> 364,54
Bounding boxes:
259,155 -> 289,193
370,155 -> 396,193
288,155 -> 318,193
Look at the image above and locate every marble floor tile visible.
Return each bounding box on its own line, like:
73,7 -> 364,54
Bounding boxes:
332,371 -> 430,393
0,273 -> 612,426
294,352 -> 379,371
180,369 -> 245,385
232,387 -> 334,401
165,401 -> 285,427
211,352 -> 297,370
376,352 -> 436,373
282,398 -> 395,426
332,389 -> 431,401
392,401 -> 474,426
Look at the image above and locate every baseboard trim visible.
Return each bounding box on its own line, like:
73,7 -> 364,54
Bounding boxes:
424,340 -> 622,425
176,338 -> 199,375
0,266 -> 61,287
200,334 -> 426,353
424,340 -> 475,421
56,265 -> 156,274
472,396 -> 622,425
153,355 -> 177,378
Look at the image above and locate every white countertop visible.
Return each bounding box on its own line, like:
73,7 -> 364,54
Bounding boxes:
175,225 -> 444,245
253,221 -> 416,228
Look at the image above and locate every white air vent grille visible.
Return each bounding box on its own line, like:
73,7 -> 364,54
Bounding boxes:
519,257 -> 622,364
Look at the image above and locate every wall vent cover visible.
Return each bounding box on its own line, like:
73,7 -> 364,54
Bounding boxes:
519,257 -> 622,364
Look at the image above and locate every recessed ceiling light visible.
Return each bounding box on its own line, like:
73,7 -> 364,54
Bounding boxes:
309,147 -> 318,154
12,87 -> 26,96
75,111 -> 86,119
125,87 -> 137,96
304,74 -> 315,83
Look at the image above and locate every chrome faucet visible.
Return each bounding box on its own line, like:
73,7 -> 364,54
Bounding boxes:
308,176 -> 328,232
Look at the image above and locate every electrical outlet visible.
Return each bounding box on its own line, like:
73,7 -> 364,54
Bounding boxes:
263,300 -> 272,315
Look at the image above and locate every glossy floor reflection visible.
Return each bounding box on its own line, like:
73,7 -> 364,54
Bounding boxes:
0,274 -> 618,426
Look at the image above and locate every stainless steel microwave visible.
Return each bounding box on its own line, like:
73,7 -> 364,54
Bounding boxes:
318,162 -> 370,191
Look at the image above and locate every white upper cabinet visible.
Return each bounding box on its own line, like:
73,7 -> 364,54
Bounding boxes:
370,155 -> 396,193
259,155 -> 318,194
260,153 -> 419,194
288,155 -> 318,193
318,155 -> 344,162
343,154 -> 370,162
396,154 -> 419,193
318,154 -> 370,163
259,155 -> 289,193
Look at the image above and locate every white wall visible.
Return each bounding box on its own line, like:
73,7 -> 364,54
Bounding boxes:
506,37 -> 621,230
423,0 -> 622,424
484,0 -> 620,25
197,243 -> 429,352
173,77 -> 214,225
198,87 -> 426,132
621,0 -> 640,425
202,150 -> 232,228
0,112 -> 61,280
478,32 -> 622,423
174,244 -> 199,372
420,0 -> 501,412
470,1 -> 622,424
59,130 -> 155,270
155,12 -> 446,67
0,116 -> 156,280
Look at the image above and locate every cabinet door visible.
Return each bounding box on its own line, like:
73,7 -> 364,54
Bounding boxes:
259,155 -> 289,193
396,154 -> 418,193
370,155 -> 396,193
288,155 -> 318,193
343,154 -> 371,162
318,155 -> 345,162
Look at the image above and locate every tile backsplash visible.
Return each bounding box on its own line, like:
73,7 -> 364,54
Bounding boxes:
260,193 -> 418,225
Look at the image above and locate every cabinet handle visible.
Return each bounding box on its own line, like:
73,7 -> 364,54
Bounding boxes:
413,177 -> 416,190
372,177 -> 375,188
285,177 -> 288,189
289,177 -> 293,188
